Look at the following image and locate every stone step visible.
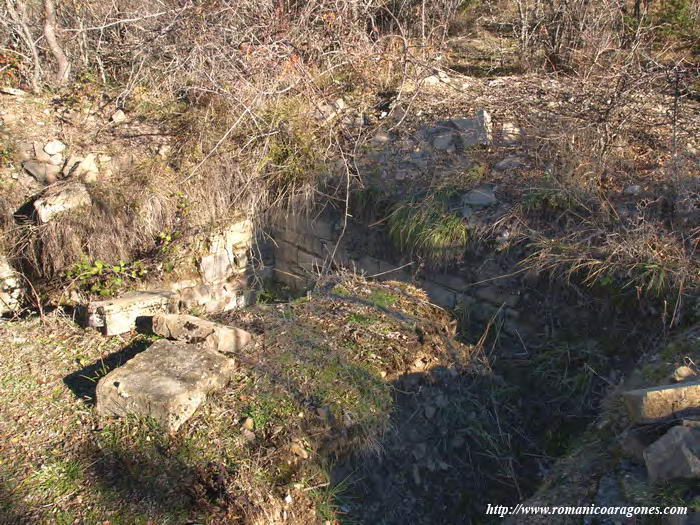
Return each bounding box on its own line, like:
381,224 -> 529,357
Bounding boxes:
152,313 -> 252,353
96,339 -> 236,432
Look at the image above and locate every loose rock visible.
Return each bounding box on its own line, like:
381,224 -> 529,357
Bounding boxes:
23,160 -> 60,184
493,156 -> 526,172
111,109 -> 127,124
73,154 -> 99,183
0,256 -> 23,315
62,154 -> 82,177
152,313 -> 253,353
624,185 -> 641,196
673,366 -> 697,383
643,425 -> 700,482
43,140 -> 66,155
0,86 -> 27,96
451,110 -> 492,147
501,122 -> 522,145
462,184 -> 497,208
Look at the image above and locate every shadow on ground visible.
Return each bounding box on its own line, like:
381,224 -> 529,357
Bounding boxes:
329,366 -> 538,525
63,337 -> 152,404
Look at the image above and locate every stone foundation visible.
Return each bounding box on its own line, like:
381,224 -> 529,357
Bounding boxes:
271,211 -> 539,340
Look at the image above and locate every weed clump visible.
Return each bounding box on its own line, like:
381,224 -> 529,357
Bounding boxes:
388,194 -> 469,269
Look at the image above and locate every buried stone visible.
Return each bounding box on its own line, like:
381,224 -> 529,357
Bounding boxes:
96,339 -> 236,432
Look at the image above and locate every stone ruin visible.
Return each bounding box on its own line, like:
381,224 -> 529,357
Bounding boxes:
86,218 -> 257,431
86,218 -> 255,336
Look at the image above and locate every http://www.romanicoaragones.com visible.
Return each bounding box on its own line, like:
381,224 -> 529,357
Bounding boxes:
486,503 -> 688,519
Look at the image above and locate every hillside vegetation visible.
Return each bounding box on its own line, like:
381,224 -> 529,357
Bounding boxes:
0,0 -> 699,523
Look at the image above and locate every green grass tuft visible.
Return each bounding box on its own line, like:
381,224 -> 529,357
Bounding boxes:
388,196 -> 469,269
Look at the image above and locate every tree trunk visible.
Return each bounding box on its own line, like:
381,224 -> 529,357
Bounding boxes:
43,0 -> 71,85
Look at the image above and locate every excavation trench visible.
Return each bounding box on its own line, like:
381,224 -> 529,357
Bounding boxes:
268,209 -> 641,523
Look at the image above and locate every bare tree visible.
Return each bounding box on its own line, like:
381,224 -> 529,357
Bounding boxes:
4,0 -> 41,90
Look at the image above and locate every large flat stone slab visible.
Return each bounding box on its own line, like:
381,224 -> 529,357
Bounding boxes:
643,426 -> 700,482
95,339 -> 236,432
152,313 -> 252,353
623,381 -> 700,423
87,290 -> 177,335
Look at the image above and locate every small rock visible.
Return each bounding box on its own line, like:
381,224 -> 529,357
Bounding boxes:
43,140 -> 66,155
73,154 -> 99,183
152,313 -> 253,353
673,366 -> 697,383
18,142 -> 34,161
23,160 -> 60,184
462,184 -> 497,208
371,131 -> 394,145
424,405 -> 436,419
451,109 -> 492,146
111,109 -> 126,124
0,256 -> 23,315
624,185 -> 641,196
82,170 -> 98,184
643,426 -> 700,483
33,141 -> 51,162
48,153 -> 63,166
290,442 -> 308,459
242,429 -> 256,442
432,132 -> 454,151
493,156 -> 526,172
62,155 -> 83,176
618,426 -> 659,462
87,290 -> 177,336
424,74 -> 448,86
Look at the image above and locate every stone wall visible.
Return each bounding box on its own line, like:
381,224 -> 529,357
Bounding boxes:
271,211 -> 540,341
